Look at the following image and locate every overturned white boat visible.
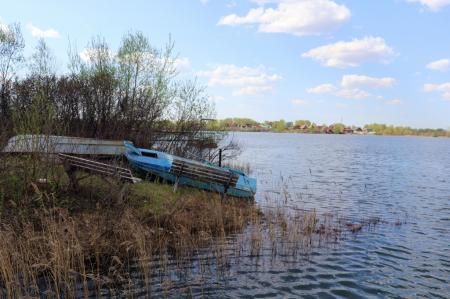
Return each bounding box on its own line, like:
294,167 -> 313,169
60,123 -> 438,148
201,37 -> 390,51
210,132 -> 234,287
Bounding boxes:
2,135 -> 125,156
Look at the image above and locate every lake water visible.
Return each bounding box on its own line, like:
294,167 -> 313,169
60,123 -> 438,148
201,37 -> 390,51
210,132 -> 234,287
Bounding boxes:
117,133 -> 450,298
224,132 -> 449,298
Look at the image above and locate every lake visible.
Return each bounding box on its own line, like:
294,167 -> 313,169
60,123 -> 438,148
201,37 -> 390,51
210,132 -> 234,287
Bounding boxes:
125,132 -> 450,298
225,132 -> 450,298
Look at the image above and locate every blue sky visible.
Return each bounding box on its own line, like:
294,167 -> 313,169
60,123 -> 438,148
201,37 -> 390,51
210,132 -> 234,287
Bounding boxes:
1,0 -> 450,128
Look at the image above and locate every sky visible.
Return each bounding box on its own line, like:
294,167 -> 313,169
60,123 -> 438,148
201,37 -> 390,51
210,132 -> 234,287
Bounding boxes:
1,0 -> 450,128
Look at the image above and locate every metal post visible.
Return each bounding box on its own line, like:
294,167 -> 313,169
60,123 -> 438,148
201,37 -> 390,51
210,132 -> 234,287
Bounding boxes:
219,149 -> 222,167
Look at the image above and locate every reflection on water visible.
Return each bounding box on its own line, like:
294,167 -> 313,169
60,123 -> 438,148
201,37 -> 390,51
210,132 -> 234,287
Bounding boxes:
111,133 -> 450,298
233,133 -> 450,298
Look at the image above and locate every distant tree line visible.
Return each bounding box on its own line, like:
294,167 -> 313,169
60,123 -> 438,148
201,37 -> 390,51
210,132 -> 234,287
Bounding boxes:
363,123 -> 450,137
0,23 -> 215,155
214,118 -> 450,137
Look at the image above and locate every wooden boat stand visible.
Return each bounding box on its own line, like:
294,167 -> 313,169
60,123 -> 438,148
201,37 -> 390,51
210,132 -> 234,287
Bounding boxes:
58,153 -> 141,203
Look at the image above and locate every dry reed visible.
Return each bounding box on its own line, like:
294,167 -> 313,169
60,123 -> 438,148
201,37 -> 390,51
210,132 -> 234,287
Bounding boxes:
0,160 -> 397,297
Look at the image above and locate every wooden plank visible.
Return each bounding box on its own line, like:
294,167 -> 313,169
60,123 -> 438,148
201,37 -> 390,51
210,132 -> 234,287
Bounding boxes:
67,162 -> 134,180
170,159 -> 239,187
59,153 -> 131,172
180,174 -> 237,186
171,167 -> 238,180
171,170 -> 238,185
58,153 -> 139,183
59,155 -> 131,174
171,163 -> 238,181
172,160 -> 231,177
171,163 -> 238,180
172,169 -> 237,181
63,159 -> 132,176
65,161 -> 133,178
171,167 -> 234,181
171,162 -> 235,179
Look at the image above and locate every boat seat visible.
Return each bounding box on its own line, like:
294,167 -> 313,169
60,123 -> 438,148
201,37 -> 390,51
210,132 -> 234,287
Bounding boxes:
170,159 -> 239,187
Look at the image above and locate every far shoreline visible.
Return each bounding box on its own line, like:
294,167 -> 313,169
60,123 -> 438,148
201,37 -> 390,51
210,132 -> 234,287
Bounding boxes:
222,130 -> 450,138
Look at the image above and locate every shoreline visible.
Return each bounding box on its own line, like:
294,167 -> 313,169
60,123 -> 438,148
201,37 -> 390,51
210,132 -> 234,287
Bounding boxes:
0,157 -> 388,297
221,129 -> 450,138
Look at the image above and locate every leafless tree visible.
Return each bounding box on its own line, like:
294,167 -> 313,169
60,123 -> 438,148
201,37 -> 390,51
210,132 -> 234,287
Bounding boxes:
116,32 -> 177,144
0,23 -> 24,139
29,39 -> 56,77
1,26 -> 238,163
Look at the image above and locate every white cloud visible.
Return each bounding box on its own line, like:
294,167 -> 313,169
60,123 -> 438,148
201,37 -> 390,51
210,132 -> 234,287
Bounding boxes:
200,0 -> 209,5
291,98 -> 308,105
306,83 -> 336,94
79,48 -> 93,62
218,0 -> 351,36
233,85 -> 273,96
341,75 -> 396,89
198,64 -> 281,97
172,57 -> 191,72
302,36 -> 394,68
423,82 -> 450,92
210,95 -> 225,103
0,18 -> 8,32
407,0 -> 450,11
336,88 -> 371,99
424,82 -> 450,100
386,99 -> 402,105
27,23 -> 60,38
80,48 -> 191,72
79,48 -> 118,64
426,58 -> 450,71
79,48 -> 114,62
307,74 -> 395,99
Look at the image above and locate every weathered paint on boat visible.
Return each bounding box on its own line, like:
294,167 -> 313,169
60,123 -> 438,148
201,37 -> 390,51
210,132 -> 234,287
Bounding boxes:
3,135 -> 125,156
124,141 -> 256,198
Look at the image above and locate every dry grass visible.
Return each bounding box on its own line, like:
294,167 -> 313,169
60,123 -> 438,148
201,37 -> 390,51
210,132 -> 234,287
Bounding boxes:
0,158 -> 392,297
0,174 -> 259,297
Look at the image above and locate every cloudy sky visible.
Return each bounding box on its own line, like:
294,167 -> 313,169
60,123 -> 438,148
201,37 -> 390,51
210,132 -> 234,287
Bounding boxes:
2,0 -> 450,128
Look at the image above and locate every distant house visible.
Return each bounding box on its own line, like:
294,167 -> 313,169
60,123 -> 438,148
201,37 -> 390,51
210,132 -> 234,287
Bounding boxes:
343,127 -> 354,134
295,122 -> 314,130
363,128 -> 376,135
241,122 -> 255,129
325,126 -> 334,134
293,124 -> 308,130
353,127 -> 375,135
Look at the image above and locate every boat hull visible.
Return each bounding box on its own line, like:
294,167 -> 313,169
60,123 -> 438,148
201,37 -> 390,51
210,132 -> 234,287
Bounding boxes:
124,143 -> 256,199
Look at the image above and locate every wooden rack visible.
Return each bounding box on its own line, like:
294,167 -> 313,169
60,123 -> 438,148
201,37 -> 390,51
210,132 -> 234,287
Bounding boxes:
170,159 -> 238,193
58,153 -> 141,184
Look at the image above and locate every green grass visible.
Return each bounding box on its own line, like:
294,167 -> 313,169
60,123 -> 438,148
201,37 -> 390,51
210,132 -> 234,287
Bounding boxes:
129,180 -> 215,215
0,157 -> 224,220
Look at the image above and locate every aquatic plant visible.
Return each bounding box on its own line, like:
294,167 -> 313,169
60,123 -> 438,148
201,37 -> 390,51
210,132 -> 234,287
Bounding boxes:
0,159 -> 403,297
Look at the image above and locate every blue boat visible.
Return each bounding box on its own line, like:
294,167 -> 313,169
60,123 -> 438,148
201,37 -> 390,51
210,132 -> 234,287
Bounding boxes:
124,141 -> 256,199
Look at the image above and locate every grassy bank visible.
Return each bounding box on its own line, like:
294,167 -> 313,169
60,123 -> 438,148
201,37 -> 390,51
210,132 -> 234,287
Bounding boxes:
0,157 -> 390,297
0,157 -> 259,297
